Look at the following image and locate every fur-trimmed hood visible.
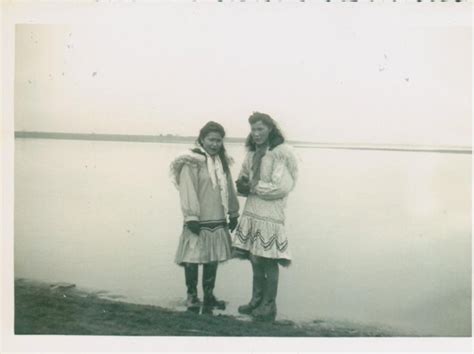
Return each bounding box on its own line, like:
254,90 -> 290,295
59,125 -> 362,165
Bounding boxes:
169,150 -> 207,187
169,148 -> 235,187
170,147 -> 235,216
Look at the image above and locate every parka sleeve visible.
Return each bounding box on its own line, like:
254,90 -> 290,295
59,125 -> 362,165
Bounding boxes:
227,171 -> 240,218
254,159 -> 295,201
178,164 -> 200,222
236,153 -> 252,197
238,153 -> 251,180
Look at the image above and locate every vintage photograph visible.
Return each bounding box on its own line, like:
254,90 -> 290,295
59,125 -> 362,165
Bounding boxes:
7,0 -> 472,342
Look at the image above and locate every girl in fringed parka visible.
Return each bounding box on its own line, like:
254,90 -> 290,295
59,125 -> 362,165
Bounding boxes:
170,121 -> 239,310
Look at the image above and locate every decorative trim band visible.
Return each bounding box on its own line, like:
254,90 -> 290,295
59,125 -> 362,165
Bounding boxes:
242,211 -> 285,225
235,227 -> 288,252
184,219 -> 227,232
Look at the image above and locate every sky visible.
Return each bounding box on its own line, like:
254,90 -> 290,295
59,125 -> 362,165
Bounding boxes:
14,3 -> 472,146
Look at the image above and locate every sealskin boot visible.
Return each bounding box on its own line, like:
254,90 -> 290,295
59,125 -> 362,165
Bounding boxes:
238,257 -> 265,315
251,299 -> 277,322
202,262 -> 226,310
184,263 -> 200,308
252,259 -> 278,322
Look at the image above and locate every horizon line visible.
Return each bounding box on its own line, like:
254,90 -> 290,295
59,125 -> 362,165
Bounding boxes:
13,130 -> 472,154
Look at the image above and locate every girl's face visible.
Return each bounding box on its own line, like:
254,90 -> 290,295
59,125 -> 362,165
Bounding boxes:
250,120 -> 271,146
201,131 -> 223,156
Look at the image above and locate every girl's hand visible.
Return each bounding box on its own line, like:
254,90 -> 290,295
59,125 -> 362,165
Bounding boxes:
228,216 -> 239,232
236,177 -> 250,196
186,221 -> 200,235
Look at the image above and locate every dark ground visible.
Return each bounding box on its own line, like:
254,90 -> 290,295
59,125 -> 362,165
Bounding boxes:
14,278 -> 398,337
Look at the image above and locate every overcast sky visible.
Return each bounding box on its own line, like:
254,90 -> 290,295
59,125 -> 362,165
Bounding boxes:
14,4 -> 471,146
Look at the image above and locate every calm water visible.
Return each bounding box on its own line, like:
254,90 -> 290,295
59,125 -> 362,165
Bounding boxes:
14,139 -> 471,336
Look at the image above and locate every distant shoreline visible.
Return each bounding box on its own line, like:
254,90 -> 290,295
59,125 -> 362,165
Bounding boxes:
14,131 -> 222,144
14,131 -> 472,154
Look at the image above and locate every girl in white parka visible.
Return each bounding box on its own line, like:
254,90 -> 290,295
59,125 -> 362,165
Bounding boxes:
233,112 -> 298,322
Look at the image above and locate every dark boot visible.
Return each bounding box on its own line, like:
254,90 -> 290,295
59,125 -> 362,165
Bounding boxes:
252,259 -> 278,322
238,255 -> 265,315
184,263 -> 200,308
202,262 -> 225,309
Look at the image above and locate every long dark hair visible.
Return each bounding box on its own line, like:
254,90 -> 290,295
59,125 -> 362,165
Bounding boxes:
245,112 -> 285,151
192,121 -> 230,174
